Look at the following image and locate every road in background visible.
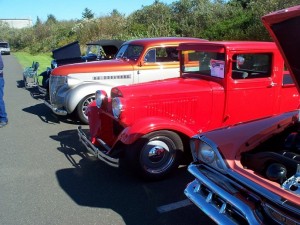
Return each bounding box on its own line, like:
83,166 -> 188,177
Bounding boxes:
0,55 -> 214,225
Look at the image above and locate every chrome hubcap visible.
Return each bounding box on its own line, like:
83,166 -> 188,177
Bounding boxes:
82,96 -> 95,119
141,139 -> 175,174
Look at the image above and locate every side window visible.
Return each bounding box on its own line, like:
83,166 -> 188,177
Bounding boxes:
144,47 -> 178,63
283,73 -> 295,85
144,49 -> 156,63
232,53 -> 272,79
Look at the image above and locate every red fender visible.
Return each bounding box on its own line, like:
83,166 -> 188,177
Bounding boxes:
118,116 -> 197,145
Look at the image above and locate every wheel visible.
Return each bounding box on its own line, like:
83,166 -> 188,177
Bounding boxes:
23,75 -> 28,89
125,130 -> 184,180
75,94 -> 95,124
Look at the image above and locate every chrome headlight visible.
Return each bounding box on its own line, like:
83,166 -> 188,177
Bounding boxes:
67,76 -> 82,88
95,90 -> 108,108
112,97 -> 124,119
190,135 -> 228,173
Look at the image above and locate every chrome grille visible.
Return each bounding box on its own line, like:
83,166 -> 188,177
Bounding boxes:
192,180 -> 249,224
49,75 -> 66,104
185,164 -> 262,225
186,164 -> 300,225
263,203 -> 300,225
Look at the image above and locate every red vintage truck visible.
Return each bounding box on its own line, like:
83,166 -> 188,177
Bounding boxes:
78,40 -> 300,180
184,5 -> 300,224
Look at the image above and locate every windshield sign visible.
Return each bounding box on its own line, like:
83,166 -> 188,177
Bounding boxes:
182,50 -> 225,78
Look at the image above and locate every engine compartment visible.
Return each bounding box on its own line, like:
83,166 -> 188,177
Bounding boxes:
241,124 -> 300,196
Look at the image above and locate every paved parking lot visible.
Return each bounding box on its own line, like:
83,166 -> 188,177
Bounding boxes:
0,55 -> 215,225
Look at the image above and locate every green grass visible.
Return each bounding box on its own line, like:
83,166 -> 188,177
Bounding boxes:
13,52 -> 53,85
13,52 -> 53,74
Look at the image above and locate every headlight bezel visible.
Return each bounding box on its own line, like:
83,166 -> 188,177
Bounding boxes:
112,97 -> 124,119
190,135 -> 228,173
95,90 -> 108,108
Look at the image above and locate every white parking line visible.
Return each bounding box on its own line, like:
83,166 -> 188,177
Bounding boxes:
157,199 -> 193,213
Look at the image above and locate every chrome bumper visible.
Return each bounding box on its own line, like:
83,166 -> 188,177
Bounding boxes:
38,86 -> 48,96
77,126 -> 119,167
43,100 -> 68,116
184,164 -> 262,225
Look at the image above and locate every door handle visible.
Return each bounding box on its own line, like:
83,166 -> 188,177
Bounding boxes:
268,81 -> 277,87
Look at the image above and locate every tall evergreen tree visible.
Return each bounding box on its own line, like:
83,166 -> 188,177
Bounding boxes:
82,8 -> 94,20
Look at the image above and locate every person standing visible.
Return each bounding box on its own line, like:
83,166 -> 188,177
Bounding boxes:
0,54 -> 8,128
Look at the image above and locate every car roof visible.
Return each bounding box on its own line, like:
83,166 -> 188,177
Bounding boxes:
124,37 -> 208,47
178,41 -> 277,52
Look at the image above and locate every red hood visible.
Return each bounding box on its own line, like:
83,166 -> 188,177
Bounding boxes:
262,5 -> 300,91
51,59 -> 133,76
115,77 -> 223,97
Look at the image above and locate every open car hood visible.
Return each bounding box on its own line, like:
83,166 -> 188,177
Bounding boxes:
262,5 -> 300,91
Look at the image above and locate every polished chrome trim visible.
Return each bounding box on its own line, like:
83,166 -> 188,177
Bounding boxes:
43,100 -> 68,116
185,164 -> 261,225
49,75 -> 66,105
186,163 -> 300,225
38,86 -> 47,96
95,90 -> 108,108
191,135 -> 228,173
77,126 -> 119,167
263,203 -> 299,225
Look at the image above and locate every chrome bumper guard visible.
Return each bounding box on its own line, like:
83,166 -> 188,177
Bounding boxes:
184,164 -> 262,225
38,86 -> 47,96
43,100 -> 68,116
77,126 -> 119,167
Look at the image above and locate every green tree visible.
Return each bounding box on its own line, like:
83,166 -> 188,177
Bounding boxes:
35,17 -> 43,26
0,21 -> 10,39
45,14 -> 57,25
201,0 -> 253,40
82,8 -> 95,20
243,0 -> 300,40
6,0 -> 300,53
127,0 -> 174,37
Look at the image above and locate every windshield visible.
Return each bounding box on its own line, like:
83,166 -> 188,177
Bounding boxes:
0,43 -> 9,48
86,45 -> 101,55
182,50 -> 225,78
115,44 -> 144,61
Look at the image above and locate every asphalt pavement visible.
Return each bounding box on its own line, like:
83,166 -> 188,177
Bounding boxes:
0,55 -> 214,225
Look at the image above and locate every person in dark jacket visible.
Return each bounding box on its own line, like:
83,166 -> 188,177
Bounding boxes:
0,54 -> 8,128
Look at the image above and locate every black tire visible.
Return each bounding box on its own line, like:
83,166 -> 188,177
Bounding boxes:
125,130 -> 184,180
75,94 -> 95,124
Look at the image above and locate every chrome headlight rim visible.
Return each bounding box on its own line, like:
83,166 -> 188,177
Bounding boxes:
112,97 -> 123,119
190,135 -> 228,173
95,90 -> 108,108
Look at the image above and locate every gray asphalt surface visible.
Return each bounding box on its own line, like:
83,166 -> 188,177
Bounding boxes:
0,55 -> 214,225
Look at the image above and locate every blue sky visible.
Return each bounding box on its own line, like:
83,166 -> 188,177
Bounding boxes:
0,0 -> 175,23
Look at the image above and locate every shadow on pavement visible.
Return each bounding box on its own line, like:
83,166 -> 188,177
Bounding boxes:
22,102 -> 82,125
50,129 -> 212,225
17,78 -> 83,125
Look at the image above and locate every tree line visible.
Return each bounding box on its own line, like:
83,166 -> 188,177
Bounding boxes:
0,0 -> 298,55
